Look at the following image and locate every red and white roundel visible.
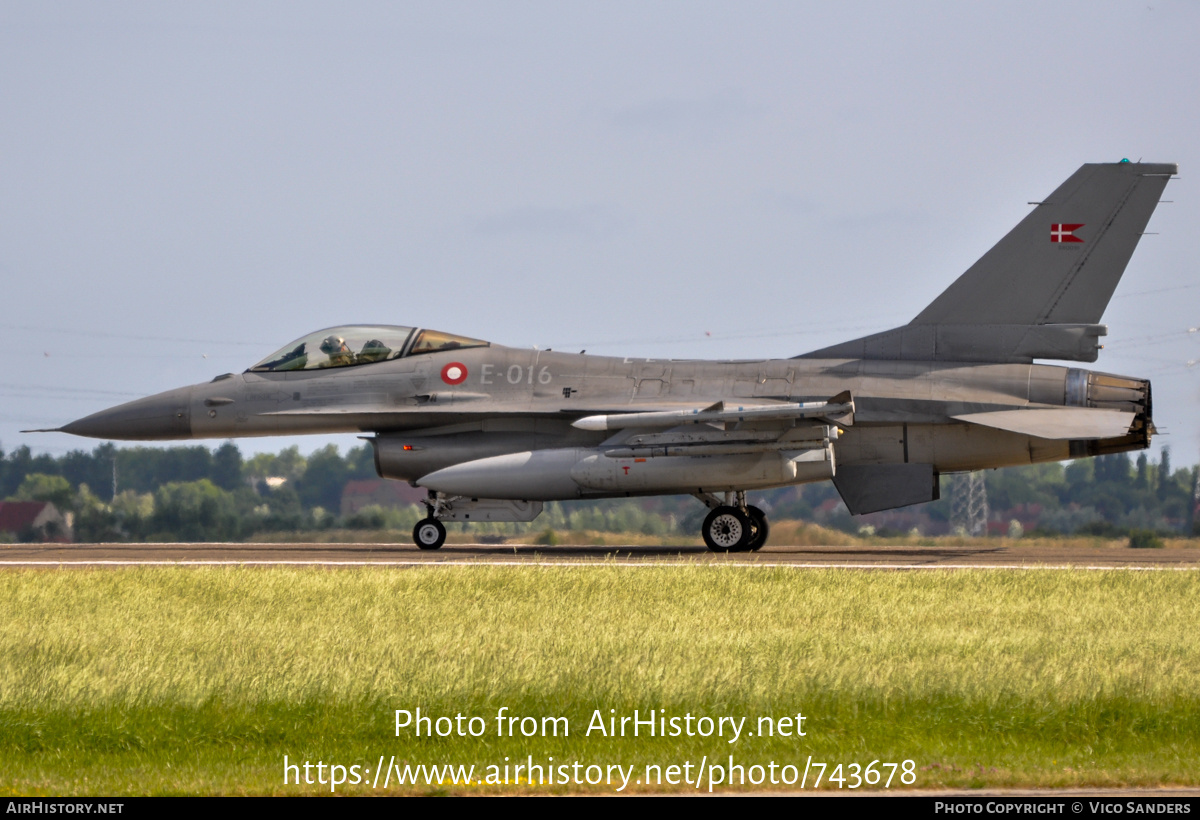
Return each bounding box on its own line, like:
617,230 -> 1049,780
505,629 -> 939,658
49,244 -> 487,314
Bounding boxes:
440,362 -> 468,385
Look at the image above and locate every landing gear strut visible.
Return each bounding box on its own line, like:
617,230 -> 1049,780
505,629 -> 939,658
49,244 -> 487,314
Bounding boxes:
695,492 -> 770,552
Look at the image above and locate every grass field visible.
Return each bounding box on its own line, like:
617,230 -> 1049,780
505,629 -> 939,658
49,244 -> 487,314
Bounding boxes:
2,566 -> 1198,794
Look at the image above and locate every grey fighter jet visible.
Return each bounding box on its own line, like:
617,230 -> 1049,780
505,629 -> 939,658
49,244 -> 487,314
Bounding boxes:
35,161 -> 1176,551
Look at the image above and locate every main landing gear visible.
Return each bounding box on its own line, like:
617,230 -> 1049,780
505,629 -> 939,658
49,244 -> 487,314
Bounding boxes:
696,492 -> 769,553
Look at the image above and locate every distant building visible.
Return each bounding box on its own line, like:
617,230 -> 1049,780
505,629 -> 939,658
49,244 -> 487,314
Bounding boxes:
0,501 -> 73,542
247,475 -> 289,493
340,479 -> 427,516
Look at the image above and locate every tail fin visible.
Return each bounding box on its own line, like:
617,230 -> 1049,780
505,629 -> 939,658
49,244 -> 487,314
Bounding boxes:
800,161 -> 1176,363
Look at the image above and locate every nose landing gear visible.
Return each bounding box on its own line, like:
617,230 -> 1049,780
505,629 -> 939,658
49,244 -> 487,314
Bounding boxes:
413,517 -> 447,550
413,494 -> 447,550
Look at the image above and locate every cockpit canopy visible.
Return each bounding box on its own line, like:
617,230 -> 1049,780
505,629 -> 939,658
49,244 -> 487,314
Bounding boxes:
248,326 -> 489,372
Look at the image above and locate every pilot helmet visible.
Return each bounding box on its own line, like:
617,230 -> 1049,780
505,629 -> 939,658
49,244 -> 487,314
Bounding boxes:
319,335 -> 347,354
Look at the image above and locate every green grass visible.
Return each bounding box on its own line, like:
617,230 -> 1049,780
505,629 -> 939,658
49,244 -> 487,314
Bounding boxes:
1,567 -> 1198,794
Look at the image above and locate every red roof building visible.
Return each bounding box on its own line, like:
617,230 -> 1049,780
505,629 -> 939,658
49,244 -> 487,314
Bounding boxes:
0,501 -> 73,542
340,479 -> 427,516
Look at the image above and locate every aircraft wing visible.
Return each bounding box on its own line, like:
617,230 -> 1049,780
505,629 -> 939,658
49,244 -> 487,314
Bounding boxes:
952,407 -> 1135,440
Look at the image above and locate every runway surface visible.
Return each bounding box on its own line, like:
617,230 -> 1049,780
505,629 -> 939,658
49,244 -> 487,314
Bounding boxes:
4,541 -> 1200,568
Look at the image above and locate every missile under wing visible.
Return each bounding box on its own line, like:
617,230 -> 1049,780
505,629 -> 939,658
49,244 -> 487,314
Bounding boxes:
36,160 -> 1176,551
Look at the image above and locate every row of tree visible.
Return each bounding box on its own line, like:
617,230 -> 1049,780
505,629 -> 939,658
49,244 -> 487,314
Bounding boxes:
768,450 -> 1198,536
1,441 -> 1197,542
0,442 -> 376,511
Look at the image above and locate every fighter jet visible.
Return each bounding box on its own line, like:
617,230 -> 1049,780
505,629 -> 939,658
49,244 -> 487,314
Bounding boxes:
34,161 -> 1176,551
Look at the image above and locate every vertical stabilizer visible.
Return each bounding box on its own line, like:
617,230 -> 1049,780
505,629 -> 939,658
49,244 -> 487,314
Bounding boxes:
800,161 -> 1176,363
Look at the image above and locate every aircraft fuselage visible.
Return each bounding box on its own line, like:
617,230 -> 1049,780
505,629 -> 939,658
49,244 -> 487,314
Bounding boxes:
65,344 -> 1150,496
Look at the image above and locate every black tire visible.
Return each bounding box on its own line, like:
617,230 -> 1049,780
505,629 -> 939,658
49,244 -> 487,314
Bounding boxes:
702,506 -> 752,552
413,518 -> 447,550
745,505 -> 769,551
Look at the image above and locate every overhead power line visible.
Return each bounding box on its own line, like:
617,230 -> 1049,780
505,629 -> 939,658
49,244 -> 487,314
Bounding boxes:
0,323 -> 272,347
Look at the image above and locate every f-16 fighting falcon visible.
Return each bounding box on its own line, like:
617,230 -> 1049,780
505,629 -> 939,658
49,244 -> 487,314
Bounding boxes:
33,161 -> 1176,551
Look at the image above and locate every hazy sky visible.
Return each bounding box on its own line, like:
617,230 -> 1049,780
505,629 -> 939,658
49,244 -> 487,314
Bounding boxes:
3,1 -> 1197,462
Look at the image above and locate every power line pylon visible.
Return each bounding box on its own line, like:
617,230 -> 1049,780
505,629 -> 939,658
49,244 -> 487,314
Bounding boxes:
951,471 -> 989,537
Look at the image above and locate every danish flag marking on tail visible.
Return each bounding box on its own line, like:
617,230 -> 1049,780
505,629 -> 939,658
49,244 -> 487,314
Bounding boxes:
1051,223 -> 1084,243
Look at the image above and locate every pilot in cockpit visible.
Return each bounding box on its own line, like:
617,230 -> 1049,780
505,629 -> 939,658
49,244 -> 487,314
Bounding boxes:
318,335 -> 354,367
356,339 -> 391,364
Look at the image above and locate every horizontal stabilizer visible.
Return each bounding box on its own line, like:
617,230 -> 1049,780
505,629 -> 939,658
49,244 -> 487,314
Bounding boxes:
833,463 -> 939,515
952,407 -> 1135,440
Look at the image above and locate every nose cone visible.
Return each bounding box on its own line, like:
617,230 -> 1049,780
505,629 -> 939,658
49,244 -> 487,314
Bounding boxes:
61,386 -> 193,440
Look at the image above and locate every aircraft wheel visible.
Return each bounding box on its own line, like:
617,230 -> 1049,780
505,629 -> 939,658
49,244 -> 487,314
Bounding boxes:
702,506 -> 752,552
413,518 -> 447,550
745,505 -> 770,551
